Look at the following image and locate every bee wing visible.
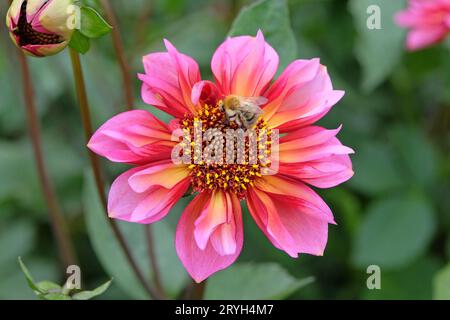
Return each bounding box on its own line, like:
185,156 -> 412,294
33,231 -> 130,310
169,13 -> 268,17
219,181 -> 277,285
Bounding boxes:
238,101 -> 264,129
243,96 -> 268,106
239,101 -> 263,116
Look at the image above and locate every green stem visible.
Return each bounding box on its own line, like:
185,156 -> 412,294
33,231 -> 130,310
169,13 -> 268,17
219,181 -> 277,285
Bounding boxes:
17,49 -> 77,270
145,225 -> 166,299
100,0 -> 135,110
190,280 -> 207,300
68,48 -> 163,300
99,1 -> 166,298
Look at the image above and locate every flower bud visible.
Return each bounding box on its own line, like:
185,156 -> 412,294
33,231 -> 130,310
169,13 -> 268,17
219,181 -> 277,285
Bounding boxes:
6,0 -> 76,57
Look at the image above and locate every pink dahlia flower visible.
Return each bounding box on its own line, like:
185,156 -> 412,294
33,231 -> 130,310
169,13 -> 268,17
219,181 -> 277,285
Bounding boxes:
88,31 -> 354,282
395,0 -> 450,51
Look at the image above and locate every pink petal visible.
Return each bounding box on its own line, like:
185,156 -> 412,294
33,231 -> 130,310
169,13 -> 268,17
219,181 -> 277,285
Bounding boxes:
263,60 -> 344,131
254,175 -> 335,222
29,0 -> 55,34
275,90 -> 345,133
263,59 -> 321,119
129,161 -> 190,192
88,110 -> 176,165
108,165 -> 190,224
191,80 -> 221,106
406,26 -> 449,50
395,11 -> 421,28
280,154 -> 354,188
176,191 -> 243,282
139,41 -> 201,118
279,138 -> 354,163
278,126 -> 354,158
279,125 -> 343,149
246,175 -> 334,257
211,30 -> 279,97
395,0 -> 450,51
277,126 -> 353,188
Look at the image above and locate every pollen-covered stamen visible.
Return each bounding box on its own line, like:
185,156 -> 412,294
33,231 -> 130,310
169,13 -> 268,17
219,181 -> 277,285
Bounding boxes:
180,104 -> 273,199
13,0 -> 63,46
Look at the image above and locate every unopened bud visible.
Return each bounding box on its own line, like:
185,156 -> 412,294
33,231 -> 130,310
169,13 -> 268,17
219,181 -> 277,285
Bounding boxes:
6,0 -> 76,57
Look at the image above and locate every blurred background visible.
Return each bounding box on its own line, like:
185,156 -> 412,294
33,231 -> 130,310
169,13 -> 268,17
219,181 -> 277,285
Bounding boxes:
0,0 -> 449,300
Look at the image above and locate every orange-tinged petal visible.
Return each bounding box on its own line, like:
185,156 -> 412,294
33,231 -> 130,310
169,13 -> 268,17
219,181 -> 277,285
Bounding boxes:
277,126 -> 354,188
108,166 -> 190,224
247,175 -> 334,257
88,110 -> 176,165
128,161 -> 190,192
211,30 -> 279,97
139,41 -> 201,118
263,59 -> 344,132
176,191 -> 243,282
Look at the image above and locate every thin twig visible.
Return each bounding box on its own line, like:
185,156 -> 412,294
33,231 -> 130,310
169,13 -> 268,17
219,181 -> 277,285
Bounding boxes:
68,48 -> 163,300
100,0 -> 134,110
145,225 -> 166,299
100,0 -> 166,298
17,50 -> 77,270
132,0 -> 153,51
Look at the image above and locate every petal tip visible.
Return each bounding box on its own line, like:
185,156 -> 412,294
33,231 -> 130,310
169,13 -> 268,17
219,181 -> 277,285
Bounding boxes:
256,29 -> 265,39
163,38 -> 176,52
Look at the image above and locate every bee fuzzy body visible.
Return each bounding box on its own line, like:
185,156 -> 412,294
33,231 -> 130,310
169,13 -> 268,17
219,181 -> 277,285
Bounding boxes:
219,95 -> 267,129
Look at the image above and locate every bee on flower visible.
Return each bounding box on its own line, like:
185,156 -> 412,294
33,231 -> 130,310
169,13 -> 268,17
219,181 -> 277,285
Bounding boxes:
88,31 -> 354,282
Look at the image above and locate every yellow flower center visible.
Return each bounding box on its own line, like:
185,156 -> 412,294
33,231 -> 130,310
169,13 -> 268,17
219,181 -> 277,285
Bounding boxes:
180,103 -> 273,199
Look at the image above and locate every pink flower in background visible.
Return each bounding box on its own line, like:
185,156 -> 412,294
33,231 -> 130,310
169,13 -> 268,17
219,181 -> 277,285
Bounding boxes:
395,0 -> 450,51
88,31 -> 354,282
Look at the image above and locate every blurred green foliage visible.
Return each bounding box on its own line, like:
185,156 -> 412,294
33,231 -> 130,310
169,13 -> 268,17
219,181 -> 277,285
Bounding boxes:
0,0 -> 449,300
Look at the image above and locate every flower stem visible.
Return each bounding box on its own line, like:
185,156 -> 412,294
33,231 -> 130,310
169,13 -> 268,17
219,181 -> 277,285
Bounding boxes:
99,1 -> 166,298
100,0 -> 134,110
190,280 -> 207,300
68,48 -> 163,300
16,50 -> 77,270
179,279 -> 207,300
145,225 -> 166,299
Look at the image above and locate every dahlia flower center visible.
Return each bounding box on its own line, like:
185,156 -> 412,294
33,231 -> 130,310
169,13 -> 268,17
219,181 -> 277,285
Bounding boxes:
13,1 -> 63,46
180,103 -> 272,199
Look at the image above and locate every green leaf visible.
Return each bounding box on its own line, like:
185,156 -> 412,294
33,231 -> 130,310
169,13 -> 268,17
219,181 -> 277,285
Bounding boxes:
0,258 -> 58,300
83,170 -> 188,299
363,257 -> 440,299
349,142 -> 405,196
18,257 -> 43,294
0,221 -> 35,270
80,6 -> 112,39
349,0 -> 406,92
0,134 -> 84,215
83,171 -> 147,299
36,281 -> 62,294
144,9 -> 228,68
69,30 -> 91,54
433,264 -> 450,300
323,188 -> 362,236
228,0 -> 297,71
41,293 -> 72,300
352,193 -> 436,270
72,279 -> 112,300
388,126 -> 438,187
205,263 -> 314,299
